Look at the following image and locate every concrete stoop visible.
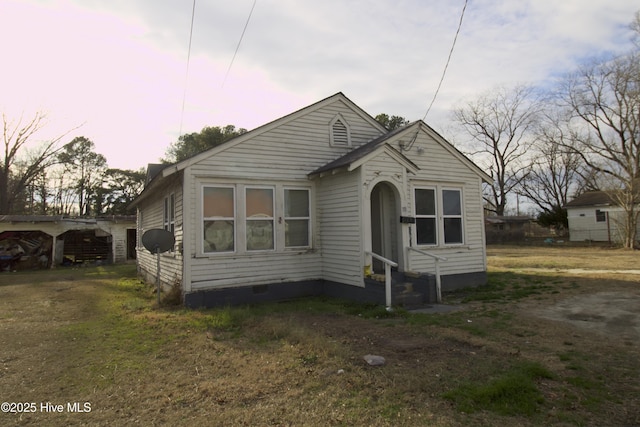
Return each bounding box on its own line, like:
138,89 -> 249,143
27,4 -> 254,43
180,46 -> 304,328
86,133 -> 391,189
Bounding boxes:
365,270 -> 436,308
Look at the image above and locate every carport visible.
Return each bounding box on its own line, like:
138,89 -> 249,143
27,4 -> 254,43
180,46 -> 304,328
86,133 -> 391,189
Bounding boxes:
0,215 -> 136,270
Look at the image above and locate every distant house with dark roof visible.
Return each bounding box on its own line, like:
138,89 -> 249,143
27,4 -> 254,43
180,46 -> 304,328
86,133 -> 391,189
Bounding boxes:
129,93 -> 492,308
565,190 -> 638,243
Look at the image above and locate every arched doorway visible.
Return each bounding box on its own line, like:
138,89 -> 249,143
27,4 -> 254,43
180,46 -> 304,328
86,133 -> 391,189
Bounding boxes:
370,181 -> 401,273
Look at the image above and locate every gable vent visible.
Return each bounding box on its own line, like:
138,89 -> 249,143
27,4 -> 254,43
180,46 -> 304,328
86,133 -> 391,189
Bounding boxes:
329,114 -> 352,147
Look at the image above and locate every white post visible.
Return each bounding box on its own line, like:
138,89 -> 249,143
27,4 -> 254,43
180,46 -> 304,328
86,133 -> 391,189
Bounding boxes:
435,258 -> 442,303
156,248 -> 161,306
385,262 -> 392,309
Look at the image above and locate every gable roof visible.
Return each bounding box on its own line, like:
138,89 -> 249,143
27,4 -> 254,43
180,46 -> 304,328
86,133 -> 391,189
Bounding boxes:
156,92 -> 387,180
130,92 -> 386,208
564,191 -> 615,208
310,121 -> 492,183
309,123 -> 419,177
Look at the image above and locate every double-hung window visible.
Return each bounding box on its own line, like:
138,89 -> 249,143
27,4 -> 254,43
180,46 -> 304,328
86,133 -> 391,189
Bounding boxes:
203,186 -> 235,253
284,189 -> 310,247
442,189 -> 463,244
414,187 -> 464,246
415,188 -> 437,245
246,187 -> 274,251
163,194 -> 175,234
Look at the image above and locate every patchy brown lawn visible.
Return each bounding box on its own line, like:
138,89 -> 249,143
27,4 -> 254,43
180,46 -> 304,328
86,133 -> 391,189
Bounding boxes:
0,246 -> 639,426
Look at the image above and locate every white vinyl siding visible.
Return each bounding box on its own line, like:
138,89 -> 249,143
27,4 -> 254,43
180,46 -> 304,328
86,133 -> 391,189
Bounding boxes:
316,170 -> 362,287
188,103 -> 381,181
189,181 -> 320,289
403,129 -> 486,277
136,175 -> 184,288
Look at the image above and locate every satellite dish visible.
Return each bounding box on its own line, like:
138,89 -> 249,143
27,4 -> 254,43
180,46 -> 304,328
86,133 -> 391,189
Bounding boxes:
142,229 -> 175,254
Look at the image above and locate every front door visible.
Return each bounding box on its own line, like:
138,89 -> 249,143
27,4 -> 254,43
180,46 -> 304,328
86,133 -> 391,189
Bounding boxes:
370,182 -> 398,273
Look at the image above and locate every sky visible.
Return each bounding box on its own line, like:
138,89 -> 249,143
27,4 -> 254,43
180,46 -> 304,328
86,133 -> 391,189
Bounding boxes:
1,0 -> 637,171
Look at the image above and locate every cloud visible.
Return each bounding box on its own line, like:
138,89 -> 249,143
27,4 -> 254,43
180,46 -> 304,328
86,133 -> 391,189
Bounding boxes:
1,0 -> 637,169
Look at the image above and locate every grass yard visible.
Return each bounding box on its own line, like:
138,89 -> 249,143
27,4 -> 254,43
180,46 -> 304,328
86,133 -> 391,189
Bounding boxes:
0,246 -> 639,426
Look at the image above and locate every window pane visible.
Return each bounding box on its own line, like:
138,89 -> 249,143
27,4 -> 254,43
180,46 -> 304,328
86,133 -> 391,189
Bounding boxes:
203,187 -> 234,218
444,218 -> 463,244
285,189 -> 309,217
203,220 -> 234,252
285,219 -> 309,247
415,189 -> 435,215
443,190 -> 461,215
246,188 -> 273,217
247,220 -> 274,250
416,218 -> 436,245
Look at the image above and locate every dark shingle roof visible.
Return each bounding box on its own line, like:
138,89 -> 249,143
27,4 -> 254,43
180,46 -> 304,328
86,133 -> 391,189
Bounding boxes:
565,191 -> 615,208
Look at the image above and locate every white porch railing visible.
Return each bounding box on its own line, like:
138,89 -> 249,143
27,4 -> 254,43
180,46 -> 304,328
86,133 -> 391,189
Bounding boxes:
406,247 -> 447,303
365,251 -> 398,310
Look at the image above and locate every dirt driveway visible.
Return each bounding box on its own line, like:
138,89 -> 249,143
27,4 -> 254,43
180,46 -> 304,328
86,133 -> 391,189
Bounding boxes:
510,269 -> 640,343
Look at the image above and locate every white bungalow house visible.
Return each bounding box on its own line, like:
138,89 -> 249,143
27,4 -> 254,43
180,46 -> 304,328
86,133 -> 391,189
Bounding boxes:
130,93 -> 491,308
566,190 -> 640,244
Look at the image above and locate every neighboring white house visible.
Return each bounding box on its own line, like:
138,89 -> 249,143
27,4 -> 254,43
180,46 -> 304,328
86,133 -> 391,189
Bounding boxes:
566,190 -> 640,244
130,93 -> 491,308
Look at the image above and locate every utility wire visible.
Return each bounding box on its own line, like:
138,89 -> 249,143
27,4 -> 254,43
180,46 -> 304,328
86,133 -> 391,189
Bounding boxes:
403,0 -> 468,152
422,0 -> 468,121
179,0 -> 197,137
222,0 -> 257,88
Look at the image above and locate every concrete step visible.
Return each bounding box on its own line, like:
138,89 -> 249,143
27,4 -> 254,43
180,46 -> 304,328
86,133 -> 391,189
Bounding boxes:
394,291 -> 425,308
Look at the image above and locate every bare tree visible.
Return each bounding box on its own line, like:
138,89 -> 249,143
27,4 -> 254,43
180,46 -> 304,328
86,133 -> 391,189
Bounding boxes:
631,10 -> 640,48
518,112 -> 583,228
559,51 -> 640,248
0,112 -> 74,214
453,84 -> 541,215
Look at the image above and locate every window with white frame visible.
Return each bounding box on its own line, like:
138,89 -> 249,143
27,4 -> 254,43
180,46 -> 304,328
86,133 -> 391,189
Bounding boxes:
246,187 -> 274,251
203,186 -> 235,253
284,188 -> 310,247
414,187 -> 464,246
200,184 -> 311,255
415,188 -> 437,245
442,189 -> 463,244
163,193 -> 175,234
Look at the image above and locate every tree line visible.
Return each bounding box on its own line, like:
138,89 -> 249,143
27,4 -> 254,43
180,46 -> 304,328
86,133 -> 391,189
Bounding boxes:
0,118 -> 145,217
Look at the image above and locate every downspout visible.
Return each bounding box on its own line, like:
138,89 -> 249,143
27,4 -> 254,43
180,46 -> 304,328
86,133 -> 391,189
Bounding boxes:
606,211 -> 611,245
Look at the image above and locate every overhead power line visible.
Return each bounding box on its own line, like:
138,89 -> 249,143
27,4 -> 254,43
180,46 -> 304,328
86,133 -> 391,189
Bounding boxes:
222,0 -> 258,89
179,0 -> 197,137
422,0 -> 468,121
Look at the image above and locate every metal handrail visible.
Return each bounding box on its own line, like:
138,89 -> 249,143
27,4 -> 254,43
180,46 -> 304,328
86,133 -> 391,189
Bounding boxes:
407,247 -> 447,303
365,251 -> 397,309
366,251 -> 398,268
